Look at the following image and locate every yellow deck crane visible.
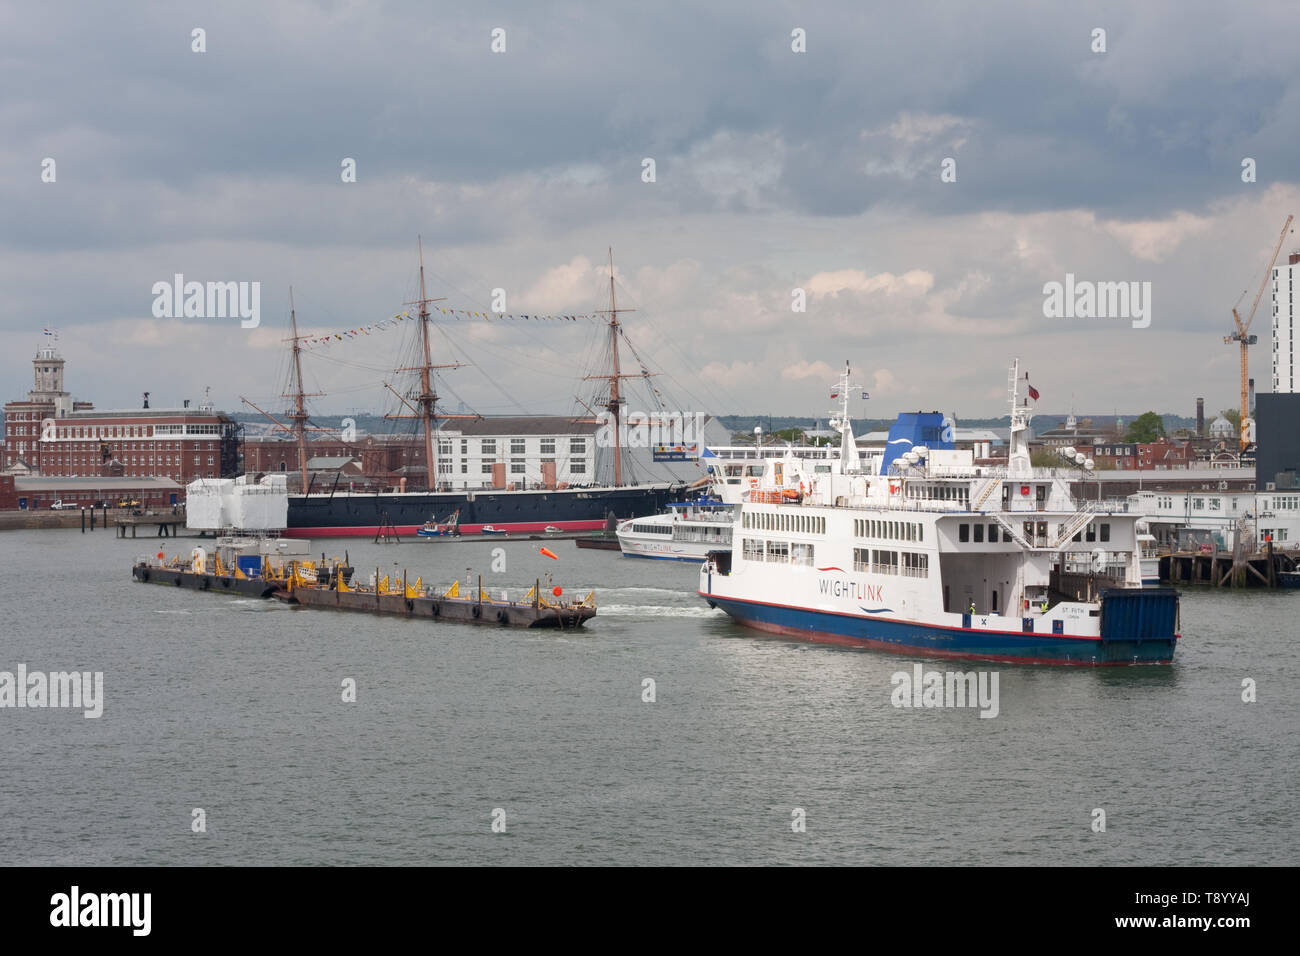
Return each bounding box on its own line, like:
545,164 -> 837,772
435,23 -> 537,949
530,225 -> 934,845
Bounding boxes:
1227,214 -> 1294,450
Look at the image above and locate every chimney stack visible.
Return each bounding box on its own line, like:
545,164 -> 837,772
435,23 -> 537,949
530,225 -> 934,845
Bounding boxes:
1196,397 -> 1204,437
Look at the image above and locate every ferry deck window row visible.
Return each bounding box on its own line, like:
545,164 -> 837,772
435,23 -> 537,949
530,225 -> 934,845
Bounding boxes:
742,511 -> 826,534
629,523 -> 672,535
741,538 -> 816,566
852,547 -> 929,577
958,523 -> 1003,543
854,518 -> 922,542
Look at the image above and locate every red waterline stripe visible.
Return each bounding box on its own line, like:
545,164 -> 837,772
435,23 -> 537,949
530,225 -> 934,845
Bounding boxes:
729,616 -> 1163,665
697,590 -> 1175,643
285,519 -> 608,539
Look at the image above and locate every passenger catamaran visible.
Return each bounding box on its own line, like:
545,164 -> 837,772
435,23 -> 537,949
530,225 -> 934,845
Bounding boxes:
699,361 -> 1179,665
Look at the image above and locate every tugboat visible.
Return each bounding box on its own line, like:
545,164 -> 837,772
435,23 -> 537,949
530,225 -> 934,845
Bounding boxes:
699,361 -> 1180,665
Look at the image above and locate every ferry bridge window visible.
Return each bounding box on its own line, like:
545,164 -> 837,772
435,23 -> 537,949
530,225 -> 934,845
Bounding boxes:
766,540 -> 789,563
872,549 -> 898,574
959,523 -> 969,542
1100,523 -> 1110,543
742,538 -> 764,561
791,543 -> 814,567
853,547 -> 869,572
988,524 -> 998,543
973,524 -> 984,543
1086,524 -> 1096,542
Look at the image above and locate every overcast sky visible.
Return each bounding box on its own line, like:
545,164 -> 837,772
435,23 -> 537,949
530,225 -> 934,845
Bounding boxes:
3,1 -> 1298,424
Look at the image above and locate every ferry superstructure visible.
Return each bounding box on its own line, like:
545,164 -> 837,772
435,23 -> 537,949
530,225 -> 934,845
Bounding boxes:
699,362 -> 1179,665
615,498 -> 735,561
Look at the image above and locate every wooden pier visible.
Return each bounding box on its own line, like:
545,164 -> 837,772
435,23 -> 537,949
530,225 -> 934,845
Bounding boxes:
115,514 -> 195,538
1159,542 -> 1298,588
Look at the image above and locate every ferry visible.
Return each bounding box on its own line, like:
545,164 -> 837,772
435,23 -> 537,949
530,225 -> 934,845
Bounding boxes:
699,361 -> 1179,665
1137,526 -> 1161,585
616,498 -> 736,561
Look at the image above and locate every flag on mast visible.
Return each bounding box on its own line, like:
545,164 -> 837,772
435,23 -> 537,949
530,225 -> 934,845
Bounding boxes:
1028,384 -> 1040,401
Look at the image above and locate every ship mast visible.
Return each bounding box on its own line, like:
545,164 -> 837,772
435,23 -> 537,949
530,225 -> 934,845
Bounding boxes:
585,249 -> 639,486
285,287 -> 322,494
397,236 -> 473,491
417,238 -> 437,489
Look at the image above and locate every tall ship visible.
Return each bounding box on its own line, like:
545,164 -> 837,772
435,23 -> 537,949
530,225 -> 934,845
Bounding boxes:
255,246 -> 688,537
699,362 -> 1180,665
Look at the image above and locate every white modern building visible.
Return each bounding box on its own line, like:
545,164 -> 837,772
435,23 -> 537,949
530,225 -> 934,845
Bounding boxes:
1272,251 -> 1299,394
1128,487 -> 1300,552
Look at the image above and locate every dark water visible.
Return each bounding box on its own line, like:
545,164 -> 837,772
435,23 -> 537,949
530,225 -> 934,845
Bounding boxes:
1,528 -> 1295,865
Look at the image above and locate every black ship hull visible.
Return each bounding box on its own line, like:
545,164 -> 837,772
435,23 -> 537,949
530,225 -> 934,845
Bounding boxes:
285,483 -> 682,537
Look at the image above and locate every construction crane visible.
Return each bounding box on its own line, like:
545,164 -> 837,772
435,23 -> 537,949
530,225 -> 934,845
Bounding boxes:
1226,214 -> 1293,450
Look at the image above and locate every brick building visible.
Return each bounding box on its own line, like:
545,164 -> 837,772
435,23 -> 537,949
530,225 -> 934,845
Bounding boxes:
4,341 -> 240,491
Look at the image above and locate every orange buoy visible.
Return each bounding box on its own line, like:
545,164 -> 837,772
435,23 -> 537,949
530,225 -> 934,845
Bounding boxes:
156,551 -> 164,561
539,547 -> 558,560
552,585 -> 563,597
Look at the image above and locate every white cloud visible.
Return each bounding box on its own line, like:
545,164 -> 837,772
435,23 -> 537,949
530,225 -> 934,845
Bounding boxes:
1103,212 -> 1215,263
781,360 -> 835,381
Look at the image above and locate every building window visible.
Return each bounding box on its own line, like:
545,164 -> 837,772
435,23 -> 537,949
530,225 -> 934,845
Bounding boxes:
571,461 -> 586,474
510,439 -> 526,455
510,459 -> 525,474
570,438 -> 585,454
481,439 -> 496,455
482,463 -> 494,474
540,439 -> 555,454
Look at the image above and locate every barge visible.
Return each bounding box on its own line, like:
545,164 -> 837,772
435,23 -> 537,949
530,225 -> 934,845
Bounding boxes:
278,566 -> 595,629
